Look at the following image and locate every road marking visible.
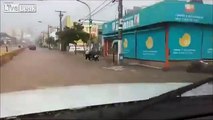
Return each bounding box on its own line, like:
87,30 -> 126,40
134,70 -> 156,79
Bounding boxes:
103,66 -> 125,71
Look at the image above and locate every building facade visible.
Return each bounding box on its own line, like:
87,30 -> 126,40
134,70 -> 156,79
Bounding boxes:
62,16 -> 73,29
102,0 -> 213,68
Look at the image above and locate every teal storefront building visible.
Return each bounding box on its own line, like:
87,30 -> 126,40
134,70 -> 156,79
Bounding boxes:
102,0 -> 213,69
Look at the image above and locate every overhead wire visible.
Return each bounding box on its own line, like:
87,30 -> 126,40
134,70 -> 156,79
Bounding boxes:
81,0 -> 109,20
80,0 -> 115,22
90,0 -> 109,16
90,1 -> 115,17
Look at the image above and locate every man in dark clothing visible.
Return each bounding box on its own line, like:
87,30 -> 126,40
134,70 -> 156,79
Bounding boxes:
85,50 -> 99,61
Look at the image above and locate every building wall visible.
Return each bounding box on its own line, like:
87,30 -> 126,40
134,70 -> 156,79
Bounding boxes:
122,32 -> 136,58
104,23 -> 213,61
83,24 -> 99,37
168,23 -> 213,60
168,23 -> 202,60
136,27 -> 166,61
62,16 -> 73,29
42,33 -> 48,47
121,27 -> 166,61
202,27 -> 213,59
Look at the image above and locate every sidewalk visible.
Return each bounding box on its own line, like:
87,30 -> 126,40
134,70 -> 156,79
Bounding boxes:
68,52 -> 213,76
0,46 -> 25,66
0,46 -> 20,56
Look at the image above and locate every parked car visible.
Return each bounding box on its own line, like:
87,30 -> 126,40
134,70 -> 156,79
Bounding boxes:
28,45 -> 36,50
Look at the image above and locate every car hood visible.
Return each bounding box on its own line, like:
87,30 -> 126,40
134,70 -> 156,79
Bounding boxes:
0,83 -> 190,118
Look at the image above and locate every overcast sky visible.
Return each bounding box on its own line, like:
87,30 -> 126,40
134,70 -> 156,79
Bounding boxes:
1,0 -> 212,39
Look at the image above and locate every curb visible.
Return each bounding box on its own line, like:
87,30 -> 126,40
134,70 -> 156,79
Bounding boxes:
128,63 -> 162,70
0,48 -> 25,66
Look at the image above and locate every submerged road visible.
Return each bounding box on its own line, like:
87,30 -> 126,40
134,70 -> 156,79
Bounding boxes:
0,48 -> 211,93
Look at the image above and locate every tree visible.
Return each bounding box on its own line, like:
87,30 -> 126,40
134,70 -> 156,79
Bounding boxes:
35,36 -> 43,47
61,28 -> 79,51
77,31 -> 90,43
45,37 -> 56,49
57,23 -> 90,53
91,36 -> 99,44
73,22 -> 84,31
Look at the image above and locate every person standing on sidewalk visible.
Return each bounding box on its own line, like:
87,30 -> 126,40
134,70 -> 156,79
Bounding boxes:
85,48 -> 90,60
6,45 -> 8,52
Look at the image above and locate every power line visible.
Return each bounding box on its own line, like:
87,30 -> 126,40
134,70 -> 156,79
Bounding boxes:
81,0 -> 114,22
90,0 -> 109,16
81,0 -> 109,20
91,2 -> 114,17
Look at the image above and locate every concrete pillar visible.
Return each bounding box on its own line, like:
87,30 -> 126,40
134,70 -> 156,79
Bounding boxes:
163,24 -> 170,71
106,40 -> 109,56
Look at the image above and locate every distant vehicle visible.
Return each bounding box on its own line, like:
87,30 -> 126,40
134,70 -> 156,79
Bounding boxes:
69,43 -> 85,52
28,45 -> 36,50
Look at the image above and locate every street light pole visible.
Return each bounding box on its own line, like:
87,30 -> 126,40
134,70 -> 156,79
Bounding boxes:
118,0 -> 123,65
76,0 -> 92,50
37,21 -> 51,49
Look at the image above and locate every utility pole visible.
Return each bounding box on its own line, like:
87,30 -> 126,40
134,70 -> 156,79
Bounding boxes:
41,32 -> 45,47
55,10 -> 66,32
47,25 -> 50,49
118,0 -> 123,65
42,32 -> 45,44
55,10 -> 66,51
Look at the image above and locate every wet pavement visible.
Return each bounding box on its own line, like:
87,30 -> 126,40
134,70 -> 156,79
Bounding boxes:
0,48 -> 211,93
